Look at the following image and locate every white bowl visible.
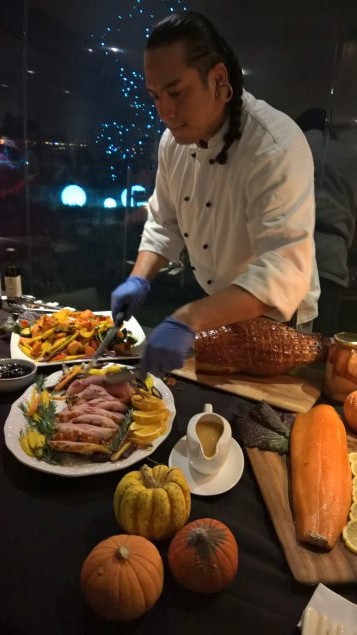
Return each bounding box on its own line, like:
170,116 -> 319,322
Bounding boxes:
0,358 -> 37,393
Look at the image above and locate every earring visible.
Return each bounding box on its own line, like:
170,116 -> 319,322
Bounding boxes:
216,81 -> 233,103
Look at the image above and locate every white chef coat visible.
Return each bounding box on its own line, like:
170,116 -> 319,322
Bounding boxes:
139,90 -> 320,324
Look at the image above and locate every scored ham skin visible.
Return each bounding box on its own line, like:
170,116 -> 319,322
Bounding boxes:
194,318 -> 332,377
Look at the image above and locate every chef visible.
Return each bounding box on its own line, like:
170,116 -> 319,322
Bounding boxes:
111,10 -> 320,377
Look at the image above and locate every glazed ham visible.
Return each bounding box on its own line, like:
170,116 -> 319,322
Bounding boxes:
194,317 -> 331,377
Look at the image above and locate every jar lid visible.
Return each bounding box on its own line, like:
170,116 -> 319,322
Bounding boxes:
334,332 -> 357,347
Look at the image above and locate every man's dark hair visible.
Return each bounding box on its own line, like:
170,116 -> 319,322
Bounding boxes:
146,10 -> 244,165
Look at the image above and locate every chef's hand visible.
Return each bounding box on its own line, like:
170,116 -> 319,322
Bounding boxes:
140,316 -> 195,378
111,276 -> 151,321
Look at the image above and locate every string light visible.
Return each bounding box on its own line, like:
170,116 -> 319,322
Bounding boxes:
94,0 -> 187,180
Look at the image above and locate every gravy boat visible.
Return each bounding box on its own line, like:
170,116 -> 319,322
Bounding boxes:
186,403 -> 232,475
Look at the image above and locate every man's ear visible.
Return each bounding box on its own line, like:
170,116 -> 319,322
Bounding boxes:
212,62 -> 229,85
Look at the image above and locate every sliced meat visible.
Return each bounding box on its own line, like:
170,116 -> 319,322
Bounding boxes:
57,403 -> 125,424
84,398 -> 127,413
65,376 -> 104,397
71,413 -> 118,429
103,381 -> 135,402
52,423 -> 116,443
67,384 -> 115,406
65,374 -> 135,403
47,440 -> 111,455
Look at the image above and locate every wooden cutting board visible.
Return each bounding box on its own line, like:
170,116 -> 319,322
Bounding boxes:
247,433 -> 357,585
171,358 -> 324,413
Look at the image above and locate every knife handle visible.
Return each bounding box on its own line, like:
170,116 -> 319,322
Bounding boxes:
113,306 -> 128,328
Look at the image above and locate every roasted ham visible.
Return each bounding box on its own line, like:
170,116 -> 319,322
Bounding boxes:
194,317 -> 331,377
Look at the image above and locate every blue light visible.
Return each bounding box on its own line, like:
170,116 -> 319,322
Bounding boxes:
104,197 -> 117,208
61,185 -> 87,207
121,184 -> 146,207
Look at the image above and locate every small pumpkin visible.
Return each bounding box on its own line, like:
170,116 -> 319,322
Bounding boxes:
81,534 -> 164,622
168,518 -> 238,593
113,463 -> 191,540
343,390 -> 357,432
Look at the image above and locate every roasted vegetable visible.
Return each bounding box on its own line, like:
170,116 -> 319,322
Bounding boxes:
290,404 -> 351,550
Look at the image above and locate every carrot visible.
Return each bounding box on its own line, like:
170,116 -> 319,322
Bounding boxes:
290,404 -> 351,550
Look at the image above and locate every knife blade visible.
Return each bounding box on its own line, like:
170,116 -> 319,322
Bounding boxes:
83,310 -> 126,374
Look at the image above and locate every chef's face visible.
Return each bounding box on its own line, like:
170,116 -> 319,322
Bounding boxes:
145,41 -> 227,144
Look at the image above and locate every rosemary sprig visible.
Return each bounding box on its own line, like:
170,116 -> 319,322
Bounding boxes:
109,407 -> 133,453
41,441 -> 61,465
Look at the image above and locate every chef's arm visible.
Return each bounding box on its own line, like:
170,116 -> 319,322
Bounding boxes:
172,285 -> 269,332
130,250 -> 170,280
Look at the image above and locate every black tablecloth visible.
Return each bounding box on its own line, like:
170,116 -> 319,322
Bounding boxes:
1,328 -> 356,635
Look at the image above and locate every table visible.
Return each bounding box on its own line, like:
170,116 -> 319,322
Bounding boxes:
1,329 -> 356,635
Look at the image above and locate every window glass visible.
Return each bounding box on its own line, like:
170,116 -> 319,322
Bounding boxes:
0,0 -> 356,328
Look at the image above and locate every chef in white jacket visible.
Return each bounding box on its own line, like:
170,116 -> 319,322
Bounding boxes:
111,10 -> 320,377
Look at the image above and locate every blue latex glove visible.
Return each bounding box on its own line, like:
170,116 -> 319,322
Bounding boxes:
140,316 -> 195,378
111,276 -> 151,321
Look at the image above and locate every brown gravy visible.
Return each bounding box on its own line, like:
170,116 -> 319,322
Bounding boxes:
196,419 -> 223,457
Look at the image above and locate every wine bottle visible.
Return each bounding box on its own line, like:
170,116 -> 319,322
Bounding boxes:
4,247 -> 22,298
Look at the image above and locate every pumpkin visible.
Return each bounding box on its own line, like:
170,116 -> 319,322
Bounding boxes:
290,404 -> 351,550
343,390 -> 357,432
168,518 -> 238,593
81,534 -> 164,621
113,463 -> 191,541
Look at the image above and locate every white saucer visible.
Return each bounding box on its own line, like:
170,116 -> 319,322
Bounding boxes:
168,436 -> 244,496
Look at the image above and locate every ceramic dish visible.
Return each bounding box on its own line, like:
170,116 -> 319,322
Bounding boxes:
168,435 -> 244,496
0,358 -> 37,393
10,312 -> 146,366
4,370 -> 175,477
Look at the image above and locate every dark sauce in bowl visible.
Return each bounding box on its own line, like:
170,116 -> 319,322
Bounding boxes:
0,363 -> 32,379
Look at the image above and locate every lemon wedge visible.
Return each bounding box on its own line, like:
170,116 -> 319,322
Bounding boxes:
350,459 -> 357,477
349,501 -> 357,521
20,430 -> 46,457
353,476 -> 357,503
342,519 -> 357,554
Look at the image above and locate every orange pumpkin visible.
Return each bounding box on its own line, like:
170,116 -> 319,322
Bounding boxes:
168,518 -> 238,594
343,390 -> 357,432
81,534 -> 164,621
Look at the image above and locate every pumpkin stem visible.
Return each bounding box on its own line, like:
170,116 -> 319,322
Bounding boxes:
140,463 -> 157,488
188,524 -> 225,558
116,545 -> 130,560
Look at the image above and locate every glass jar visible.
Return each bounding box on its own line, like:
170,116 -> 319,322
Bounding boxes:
323,332 -> 357,403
